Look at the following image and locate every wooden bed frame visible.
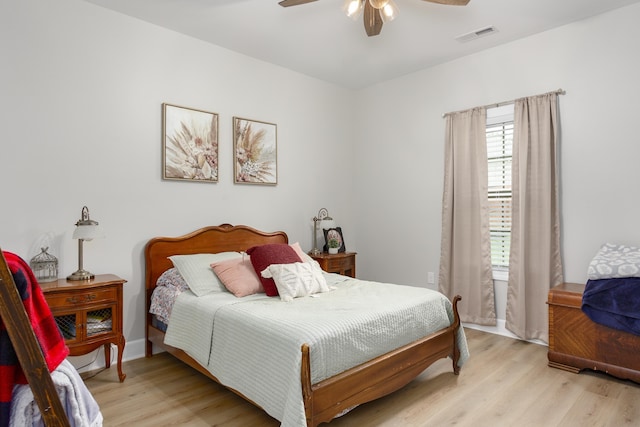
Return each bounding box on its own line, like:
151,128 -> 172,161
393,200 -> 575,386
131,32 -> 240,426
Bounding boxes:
144,224 -> 462,426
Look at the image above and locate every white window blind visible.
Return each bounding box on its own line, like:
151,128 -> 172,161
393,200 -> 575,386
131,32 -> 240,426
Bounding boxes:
486,105 -> 514,269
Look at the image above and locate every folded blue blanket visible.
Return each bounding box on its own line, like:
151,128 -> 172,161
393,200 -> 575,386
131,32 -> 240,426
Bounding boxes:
582,277 -> 640,336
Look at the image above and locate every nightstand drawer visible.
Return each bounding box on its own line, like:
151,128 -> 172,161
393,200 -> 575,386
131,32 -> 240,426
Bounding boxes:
309,252 -> 356,278
325,257 -> 353,272
45,287 -> 116,308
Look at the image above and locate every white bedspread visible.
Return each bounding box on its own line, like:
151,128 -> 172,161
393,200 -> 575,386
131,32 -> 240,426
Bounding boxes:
165,274 -> 469,427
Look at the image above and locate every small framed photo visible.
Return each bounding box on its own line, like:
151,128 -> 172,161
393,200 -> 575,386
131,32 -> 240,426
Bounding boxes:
162,103 -> 219,182
233,117 -> 277,185
323,227 -> 346,253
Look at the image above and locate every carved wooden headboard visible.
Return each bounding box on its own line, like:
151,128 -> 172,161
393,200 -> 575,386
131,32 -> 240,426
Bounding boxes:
144,223 -> 288,315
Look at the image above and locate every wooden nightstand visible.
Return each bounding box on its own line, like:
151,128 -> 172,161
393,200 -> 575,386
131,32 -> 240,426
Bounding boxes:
40,274 -> 127,382
309,252 -> 356,278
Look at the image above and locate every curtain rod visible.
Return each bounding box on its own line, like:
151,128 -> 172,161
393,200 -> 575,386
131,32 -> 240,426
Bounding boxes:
442,88 -> 566,118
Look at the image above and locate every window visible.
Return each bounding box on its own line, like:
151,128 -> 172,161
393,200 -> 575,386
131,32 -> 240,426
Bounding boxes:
486,105 -> 514,276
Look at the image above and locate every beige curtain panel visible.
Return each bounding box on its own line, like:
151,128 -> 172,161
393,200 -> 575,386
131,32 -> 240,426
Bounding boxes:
506,92 -> 564,343
439,107 -> 496,325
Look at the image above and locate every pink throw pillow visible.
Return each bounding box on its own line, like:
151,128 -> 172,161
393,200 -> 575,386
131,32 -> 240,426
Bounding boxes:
290,242 -> 310,262
211,256 -> 263,297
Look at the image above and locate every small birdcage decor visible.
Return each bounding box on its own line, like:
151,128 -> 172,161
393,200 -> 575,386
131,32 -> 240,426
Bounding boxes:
30,247 -> 58,283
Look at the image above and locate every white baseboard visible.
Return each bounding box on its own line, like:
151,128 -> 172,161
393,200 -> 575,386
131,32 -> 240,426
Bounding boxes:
463,320 -> 547,346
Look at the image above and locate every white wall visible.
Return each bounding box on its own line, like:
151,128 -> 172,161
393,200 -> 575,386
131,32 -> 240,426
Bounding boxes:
354,3 -> 640,332
0,0 -> 355,366
3,0 -> 640,366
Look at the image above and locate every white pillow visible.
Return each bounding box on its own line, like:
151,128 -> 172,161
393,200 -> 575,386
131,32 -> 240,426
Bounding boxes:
261,261 -> 330,302
169,252 -> 242,296
587,243 -> 640,280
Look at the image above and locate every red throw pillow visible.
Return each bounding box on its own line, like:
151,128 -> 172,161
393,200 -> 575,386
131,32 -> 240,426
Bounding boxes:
246,244 -> 302,296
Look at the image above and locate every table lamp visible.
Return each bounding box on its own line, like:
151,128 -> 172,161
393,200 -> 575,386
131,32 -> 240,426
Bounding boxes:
311,208 -> 336,256
67,206 -> 104,281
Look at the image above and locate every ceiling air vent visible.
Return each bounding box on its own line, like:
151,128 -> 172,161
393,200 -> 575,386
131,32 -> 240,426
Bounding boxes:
455,25 -> 498,43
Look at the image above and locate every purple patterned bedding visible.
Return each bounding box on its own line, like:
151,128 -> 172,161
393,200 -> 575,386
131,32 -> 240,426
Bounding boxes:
149,268 -> 188,324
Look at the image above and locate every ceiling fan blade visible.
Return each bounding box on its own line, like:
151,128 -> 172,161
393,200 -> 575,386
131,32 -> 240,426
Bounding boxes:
422,0 -> 471,5
278,0 -> 318,6
363,1 -> 383,37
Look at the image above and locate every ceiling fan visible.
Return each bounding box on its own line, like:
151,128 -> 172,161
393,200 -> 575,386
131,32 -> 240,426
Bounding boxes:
278,0 -> 470,37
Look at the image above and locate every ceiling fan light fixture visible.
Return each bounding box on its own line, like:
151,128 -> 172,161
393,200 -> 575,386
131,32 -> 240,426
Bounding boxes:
380,0 -> 398,23
369,0 -> 389,10
283,0 -> 471,38
343,0 -> 364,20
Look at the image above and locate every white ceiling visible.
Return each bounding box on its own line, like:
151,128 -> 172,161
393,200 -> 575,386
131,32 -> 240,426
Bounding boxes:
85,0 -> 640,89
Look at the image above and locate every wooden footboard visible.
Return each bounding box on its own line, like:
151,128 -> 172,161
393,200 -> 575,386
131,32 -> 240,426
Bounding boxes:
301,295 -> 461,427
147,295 -> 462,427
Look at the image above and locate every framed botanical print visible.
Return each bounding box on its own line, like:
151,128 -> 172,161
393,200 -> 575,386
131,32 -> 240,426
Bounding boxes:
162,103 -> 219,182
233,117 -> 277,185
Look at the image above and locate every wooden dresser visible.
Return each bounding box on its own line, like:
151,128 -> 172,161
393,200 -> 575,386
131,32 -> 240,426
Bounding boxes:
547,282 -> 640,383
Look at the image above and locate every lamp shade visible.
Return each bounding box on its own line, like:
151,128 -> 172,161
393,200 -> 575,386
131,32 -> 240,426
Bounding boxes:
71,206 -> 105,241
343,0 -> 364,19
321,218 -> 336,230
369,0 -> 389,9
72,224 -> 104,241
380,0 -> 398,22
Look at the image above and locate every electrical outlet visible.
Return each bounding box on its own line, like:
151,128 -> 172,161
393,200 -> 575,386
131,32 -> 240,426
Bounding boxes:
427,272 -> 435,285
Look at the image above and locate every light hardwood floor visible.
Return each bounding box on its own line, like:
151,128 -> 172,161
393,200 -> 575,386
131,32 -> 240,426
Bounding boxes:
84,328 -> 640,426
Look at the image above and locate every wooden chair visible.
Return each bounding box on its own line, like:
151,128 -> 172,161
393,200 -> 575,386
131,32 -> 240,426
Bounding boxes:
0,249 -> 69,427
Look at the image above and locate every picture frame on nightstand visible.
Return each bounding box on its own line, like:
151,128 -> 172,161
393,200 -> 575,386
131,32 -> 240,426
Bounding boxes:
322,227 -> 346,252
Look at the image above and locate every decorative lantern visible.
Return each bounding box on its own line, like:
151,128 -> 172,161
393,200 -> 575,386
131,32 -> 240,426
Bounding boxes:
30,247 -> 58,283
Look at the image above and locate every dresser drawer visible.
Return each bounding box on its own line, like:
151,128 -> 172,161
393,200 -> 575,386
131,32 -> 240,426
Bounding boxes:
45,287 -> 117,308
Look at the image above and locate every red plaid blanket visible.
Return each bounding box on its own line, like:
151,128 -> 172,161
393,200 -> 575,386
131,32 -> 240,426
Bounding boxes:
0,251 -> 69,427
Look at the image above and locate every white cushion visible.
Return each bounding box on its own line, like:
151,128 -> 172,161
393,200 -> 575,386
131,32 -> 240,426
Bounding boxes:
261,261 -> 330,302
169,252 -> 242,296
587,243 -> 640,280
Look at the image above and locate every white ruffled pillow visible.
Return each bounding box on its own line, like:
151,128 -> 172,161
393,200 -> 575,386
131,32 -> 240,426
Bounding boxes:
261,261 -> 330,302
